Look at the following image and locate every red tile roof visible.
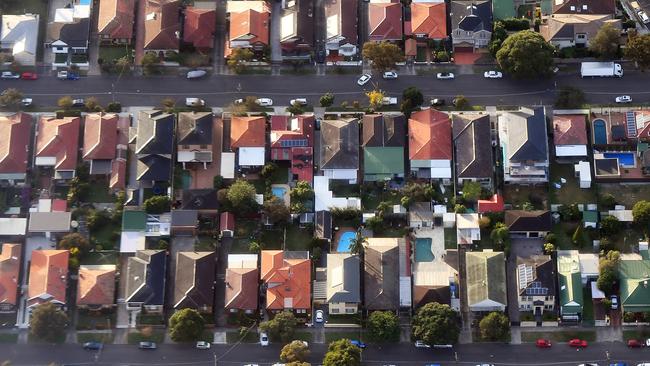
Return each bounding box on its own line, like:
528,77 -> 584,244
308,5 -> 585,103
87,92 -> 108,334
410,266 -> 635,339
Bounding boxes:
0,243 -> 21,307
83,113 -> 118,160
270,116 -> 314,183
230,116 -> 266,148
77,265 -> 116,306
144,0 -> 181,50
27,250 -> 69,307
35,116 -> 81,171
98,0 -> 135,40
51,199 -> 67,212
553,115 -> 587,146
634,110 -> 650,141
410,2 -> 447,39
220,212 -> 235,232
229,9 -> 269,46
478,194 -> 505,213
260,250 -> 311,310
369,3 -> 403,41
225,267 -> 259,311
408,108 -> 452,160
183,7 -> 216,49
110,158 -> 127,190
0,113 -> 31,175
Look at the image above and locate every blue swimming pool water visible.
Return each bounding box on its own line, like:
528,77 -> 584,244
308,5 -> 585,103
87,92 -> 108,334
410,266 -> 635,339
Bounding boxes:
593,119 -> 607,145
337,231 -> 355,252
272,186 -> 287,200
603,152 -> 635,167
415,238 -> 434,262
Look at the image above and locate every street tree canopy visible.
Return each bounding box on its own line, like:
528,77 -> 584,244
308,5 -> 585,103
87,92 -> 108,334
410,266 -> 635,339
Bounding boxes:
263,196 -> 290,226
30,303 -> 68,342
259,311 -> 298,343
280,340 -> 310,363
168,308 -> 206,342
362,41 -> 405,73
411,302 -> 459,345
0,88 -> 23,108
479,312 -> 510,341
322,339 -> 361,366
633,200 -> 650,234
597,250 -> 620,295
496,30 -> 555,79
625,33 -> 650,71
589,23 -> 620,59
366,89 -> 385,111
367,311 -> 399,342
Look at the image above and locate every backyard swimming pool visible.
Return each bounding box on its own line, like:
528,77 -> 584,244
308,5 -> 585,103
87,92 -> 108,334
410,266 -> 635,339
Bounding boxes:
603,152 -> 636,167
415,238 -> 434,262
337,231 -> 355,252
272,186 -> 287,200
593,119 -> 607,145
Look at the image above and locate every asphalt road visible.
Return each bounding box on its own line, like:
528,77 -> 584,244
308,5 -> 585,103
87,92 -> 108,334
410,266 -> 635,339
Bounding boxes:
3,70 -> 650,109
1,342 -> 649,366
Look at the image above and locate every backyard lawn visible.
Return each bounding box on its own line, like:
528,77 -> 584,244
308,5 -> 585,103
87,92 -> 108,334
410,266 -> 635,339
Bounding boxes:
76,310 -> 116,330
260,225 -> 313,251
90,221 -> 120,251
80,251 -> 117,266
195,236 -> 217,251
503,185 -> 548,210
551,222 -> 591,250
444,228 -> 457,249
330,181 -> 360,197
599,184 -> 650,208
582,287 -> 595,325
99,46 -> 131,64
361,185 -> 400,211
549,162 -> 597,205
232,219 -> 258,253
86,180 -> 116,203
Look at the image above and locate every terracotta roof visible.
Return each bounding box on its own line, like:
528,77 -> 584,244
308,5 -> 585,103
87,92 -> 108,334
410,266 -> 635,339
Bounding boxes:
552,0 -> 615,15
477,194 -> 504,213
260,250 -> 311,310
553,115 -> 588,146
77,265 -> 116,306
408,108 -> 452,160
225,267 -> 259,310
230,9 -> 269,46
220,212 -> 235,231
184,7 -> 216,49
369,2 -> 403,41
27,250 -> 69,307
0,243 -> 21,306
405,38 -> 417,56
230,116 -> 266,148
98,0 -> 135,40
410,2 -> 447,39
83,113 -> 118,160
144,0 -> 180,50
0,113 -> 31,175
35,116 -> 80,171
109,159 -> 127,190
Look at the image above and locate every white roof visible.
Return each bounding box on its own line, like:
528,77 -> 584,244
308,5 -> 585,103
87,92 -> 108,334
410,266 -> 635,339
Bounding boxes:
556,145 -> 588,157
578,253 -> 599,277
574,161 -> 592,182
238,147 -> 265,166
590,281 -> 605,299
314,175 -> 361,211
433,205 -> 447,215
38,199 -> 52,212
226,0 -> 268,13
220,152 -> 235,179
399,276 -> 411,307
73,5 -> 90,19
280,12 -> 296,40
456,213 -> 480,229
608,209 -> 633,222
0,217 -> 27,236
255,194 -> 264,205
54,8 -> 74,23
0,14 -> 38,59
120,231 -> 146,253
227,254 -> 258,268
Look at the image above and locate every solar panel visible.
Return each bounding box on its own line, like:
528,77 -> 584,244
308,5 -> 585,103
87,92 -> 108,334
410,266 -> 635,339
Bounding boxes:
280,139 -> 308,148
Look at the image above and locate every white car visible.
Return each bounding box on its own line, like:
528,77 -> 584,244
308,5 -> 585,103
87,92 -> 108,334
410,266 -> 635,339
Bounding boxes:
382,97 -> 398,105
436,72 -> 455,80
21,98 -> 33,107
382,71 -> 398,79
315,310 -> 324,323
1,71 -> 19,79
615,95 -> 632,103
72,99 -> 85,107
243,364 -> 260,366
256,98 -> 273,106
260,332 -> 269,346
357,73 -> 372,86
234,98 -> 244,104
639,10 -> 650,24
290,98 -> 308,106
186,70 -> 207,79
195,341 -> 210,349
484,71 -> 503,79
185,98 -> 205,107
57,70 -> 68,79
414,340 -> 430,348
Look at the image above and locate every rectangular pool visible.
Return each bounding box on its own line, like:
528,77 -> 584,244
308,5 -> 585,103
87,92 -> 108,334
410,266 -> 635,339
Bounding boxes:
603,152 -> 635,167
272,186 -> 287,200
415,238 -> 434,262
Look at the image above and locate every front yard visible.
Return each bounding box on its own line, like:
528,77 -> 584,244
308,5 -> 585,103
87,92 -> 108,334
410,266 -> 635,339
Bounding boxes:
77,332 -> 115,344
127,328 -> 165,344
76,309 -> 116,330
520,330 -> 596,342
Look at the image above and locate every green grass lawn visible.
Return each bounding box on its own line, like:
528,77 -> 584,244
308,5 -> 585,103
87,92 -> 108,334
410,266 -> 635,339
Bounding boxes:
361,185 -> 401,211
324,331 -> 366,343
137,313 -> 165,326
520,330 -> 596,343
551,222 -> 590,250
90,221 -> 120,251
582,287 -> 594,324
86,180 -> 116,203
77,332 -> 114,344
326,314 -> 362,324
285,226 -> 313,251
195,236 -> 216,251
231,219 -> 259,253
292,331 -> 313,342
226,330 -> 259,344
127,330 -> 165,344
0,333 -> 18,343
623,329 -> 650,341
270,165 -> 289,184
76,310 -> 116,330
599,184 -> 650,208
260,228 -> 283,250
444,228 -> 457,249
503,185 -> 548,210
549,162 -> 598,205
80,251 -> 118,266
99,46 -> 131,63
330,181 -> 360,198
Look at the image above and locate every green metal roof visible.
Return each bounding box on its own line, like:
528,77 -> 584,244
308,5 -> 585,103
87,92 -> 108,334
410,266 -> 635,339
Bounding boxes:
557,251 -> 583,314
492,0 -> 516,20
619,260 -> 650,312
122,210 -> 147,231
582,210 -> 598,223
363,147 -> 404,181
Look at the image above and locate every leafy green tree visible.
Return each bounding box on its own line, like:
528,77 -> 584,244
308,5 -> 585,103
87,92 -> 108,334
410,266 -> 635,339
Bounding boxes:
320,93 -> 335,107
349,230 -> 367,255
259,311 -> 297,343
57,96 -> 73,110
58,233 -> 91,255
401,182 -> 435,203
597,251 -> 620,295
521,202 -> 534,211
112,191 -> 126,222
411,302 -> 459,345
543,243 -> 555,255
249,241 -> 261,253
213,175 -> 225,190
559,203 -> 581,221
555,86 -> 585,109
362,41 -> 405,73
280,340 -> 310,363
490,222 -> 510,250
496,30 -> 554,78
454,204 -> 467,213
479,312 -> 510,341
84,97 -> 101,112
141,52 -> 160,75
264,196 -> 290,226
461,181 -> 482,202
168,308 -> 206,342
401,86 -> 424,117
30,303 -> 68,342
599,193 -> 616,209
572,224 -> 584,246
633,200 -> 650,234
227,48 -> 254,74
227,179 -> 258,214
290,181 -> 314,206
86,209 -> 110,231
600,216 -> 622,237
143,195 -> 171,214
367,311 -> 399,342
286,362 -> 311,366
0,88 -> 23,108
260,162 -> 278,180
287,102 -> 305,115
489,21 -> 508,57
625,32 -> 650,70
589,23 -> 620,59
453,95 -> 470,110
160,97 -> 176,112
322,339 -> 361,366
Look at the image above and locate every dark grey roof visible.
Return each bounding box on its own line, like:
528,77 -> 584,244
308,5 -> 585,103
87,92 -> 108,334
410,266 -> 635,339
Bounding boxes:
320,118 -> 359,170
137,154 -> 171,181
49,18 -> 90,47
451,0 -> 493,32
326,253 -> 361,304
505,210 -> 552,232
125,250 -> 167,306
173,252 -> 216,310
136,111 -> 175,155
171,210 -> 198,227
413,285 -> 451,308
177,112 -> 213,146
502,107 -> 548,162
516,255 -> 556,298
315,211 -> 332,240
362,114 -> 406,147
364,242 -> 399,310
181,189 -> 219,210
452,113 -> 492,179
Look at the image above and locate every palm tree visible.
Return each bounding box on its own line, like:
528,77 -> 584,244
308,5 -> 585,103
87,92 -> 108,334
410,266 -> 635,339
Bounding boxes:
349,230 -> 367,255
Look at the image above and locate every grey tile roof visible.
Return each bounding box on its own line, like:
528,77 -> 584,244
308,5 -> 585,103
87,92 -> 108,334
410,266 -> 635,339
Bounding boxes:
177,112 -> 213,146
136,154 -> 171,181
173,251 -> 216,310
136,111 -> 175,155
125,250 -> 167,306
326,253 -> 361,304
170,210 -> 198,227
505,210 -> 552,232
364,239 -> 399,310
320,118 -> 359,170
502,107 -> 548,162
452,113 -> 492,179
451,0 -> 492,32
362,114 -> 406,147
465,251 -> 506,308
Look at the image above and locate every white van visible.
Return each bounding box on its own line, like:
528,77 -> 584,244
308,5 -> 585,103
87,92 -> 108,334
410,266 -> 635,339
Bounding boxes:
186,70 -> 207,79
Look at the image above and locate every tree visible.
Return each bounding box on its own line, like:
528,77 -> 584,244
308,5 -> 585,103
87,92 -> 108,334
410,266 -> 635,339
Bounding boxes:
84,97 -> 101,112
249,241 -> 261,253
600,216 -> 622,237
168,308 -> 205,342
227,48 -> 254,74
112,191 -> 126,222
461,181 -> 482,202
496,30 -> 554,79
543,243 -> 555,255
555,86 -> 585,109
143,195 -> 171,214
633,200 -> 650,233
280,340 -> 310,363
213,175 -> 225,190
286,362 -> 311,366
559,203 -> 581,221
600,193 -> 616,209
490,222 -> 510,250
625,33 -> 650,71
86,209 -> 110,231
366,89 -> 385,111
589,23 -> 620,59
264,196 -> 290,226
479,312 -> 510,341
290,181 -> 314,214
401,182 -> 435,203
453,95 -> 470,110
115,55 -> 132,71
0,88 -> 23,108
412,302 -> 459,345
349,230 -> 367,255
259,311 -> 298,343
454,204 -> 467,213
227,179 -> 258,214
141,52 -> 160,75
489,21 -> 508,57
367,311 -> 399,342
597,251 -> 620,295
260,162 -> 278,180
362,41 -> 405,73
58,233 -> 91,255
572,224 -> 584,246
57,96 -> 73,110
401,86 -> 424,117
322,339 -> 361,366
521,202 -> 534,211
320,93 -> 335,107
287,102 -> 305,115
30,303 -> 68,342
161,97 -> 176,112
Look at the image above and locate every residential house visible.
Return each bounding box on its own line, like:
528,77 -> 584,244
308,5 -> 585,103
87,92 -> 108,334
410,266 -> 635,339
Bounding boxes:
619,256 -> 650,313
27,250 -> 69,309
35,116 -> 80,180
28,201 -> 72,240
364,238 -> 400,311
456,213 -> 481,245
552,0 -> 616,15
362,114 -> 405,182
119,209 -> 171,253
406,1 -> 447,58
0,113 -> 31,186
498,107 -> 549,184
226,1 -> 270,56
0,218 -> 27,239
270,115 -> 315,183
516,255 -> 556,315
557,250 -> 583,322
326,253 -> 361,314
260,250 -> 311,315
320,118 -> 359,183
477,194 -> 505,213
125,249 -> 167,312
170,210 -> 198,236
177,112 -> 214,169
465,250 -> 507,312
230,116 -> 266,169
83,113 -> 128,190
505,210 -> 551,238
0,243 -> 21,311
541,14 -> 621,49
280,0 -> 315,60
133,110 -> 174,183
181,190 -> 220,214
409,202 -> 434,228
220,212 -> 235,237
174,251 -> 216,312
97,0 -> 135,44
0,14 -> 39,65
143,0 -> 181,52
225,254 -> 259,314
408,108 -> 452,181
412,235 -> 459,309
450,0 -> 493,51
183,6 -> 216,50
368,2 -> 403,41
77,265 -> 116,309
553,114 -> 588,160
46,4 -> 91,68
452,113 -> 493,189
315,211 -> 333,241
324,0 -> 359,59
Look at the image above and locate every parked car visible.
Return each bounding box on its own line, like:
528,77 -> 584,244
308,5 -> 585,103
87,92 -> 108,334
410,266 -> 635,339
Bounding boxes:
415,340 -> 431,348
646,338 -> 650,347
627,339 -> 643,348
577,364 -> 599,366
196,341 -> 210,349
535,339 -> 551,348
1,71 -> 19,79
611,295 -> 619,310
382,71 -> 398,79
234,98 -> 244,104
138,341 -> 157,350
256,98 -> 273,106
82,342 -> 103,350
21,98 -> 32,107
357,73 -> 372,86
72,99 -> 85,107
615,95 -> 632,103
57,70 -> 79,80
483,71 -> 503,79
638,10 -> 650,24
382,96 -> 398,105
430,98 -> 445,106
350,340 -> 366,348
243,364 -> 260,366
608,363 -> 627,366
315,310 -> 324,323
186,70 -> 207,79
568,339 -> 588,348
290,98 -> 308,106
436,72 -> 455,80
185,98 -> 205,107
260,332 -> 269,346
20,72 -> 38,80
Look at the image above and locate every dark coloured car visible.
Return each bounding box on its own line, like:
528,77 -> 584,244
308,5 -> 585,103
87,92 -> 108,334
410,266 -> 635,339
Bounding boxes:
350,340 -> 366,348
83,342 -> 103,350
138,341 -> 157,349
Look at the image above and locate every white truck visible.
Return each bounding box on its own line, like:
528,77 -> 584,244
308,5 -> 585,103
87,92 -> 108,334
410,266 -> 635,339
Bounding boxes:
382,96 -> 398,105
580,62 -> 623,78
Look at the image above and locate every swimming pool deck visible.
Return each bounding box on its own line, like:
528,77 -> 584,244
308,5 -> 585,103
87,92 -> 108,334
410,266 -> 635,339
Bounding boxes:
332,227 -> 356,253
412,226 -> 457,287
